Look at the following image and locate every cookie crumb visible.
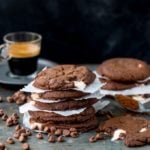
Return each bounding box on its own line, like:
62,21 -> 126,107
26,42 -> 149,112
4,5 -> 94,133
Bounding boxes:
36,133 -> 43,139
57,136 -> 65,142
22,143 -> 30,150
48,135 -> 56,143
6,137 -> 15,144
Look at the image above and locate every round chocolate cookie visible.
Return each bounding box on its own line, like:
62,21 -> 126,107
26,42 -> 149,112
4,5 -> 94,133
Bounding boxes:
30,116 -> 98,132
33,65 -> 96,90
31,90 -> 89,100
29,106 -> 95,123
31,98 -> 98,111
97,58 -> 150,82
98,115 -> 150,147
100,78 -> 138,90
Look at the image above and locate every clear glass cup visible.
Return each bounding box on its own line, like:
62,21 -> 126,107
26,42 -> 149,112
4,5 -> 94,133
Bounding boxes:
0,32 -> 42,76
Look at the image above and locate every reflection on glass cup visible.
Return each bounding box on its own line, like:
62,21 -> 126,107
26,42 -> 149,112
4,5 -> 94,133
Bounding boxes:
0,32 -> 42,76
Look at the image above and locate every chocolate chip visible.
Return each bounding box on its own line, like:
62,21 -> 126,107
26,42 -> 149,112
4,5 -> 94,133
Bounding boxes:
13,132 -> 20,139
95,133 -> 104,140
69,128 -> 77,132
89,136 -> 97,143
11,113 -> 19,119
70,132 -> 79,138
63,129 -> 70,137
44,126 -> 49,132
13,119 -> 18,125
18,128 -> 26,135
25,129 -> 32,136
50,126 -> 56,134
6,96 -> 14,103
16,100 -> 24,105
0,109 -> 4,117
6,117 -> 13,126
55,129 -> 62,136
1,114 -> 8,121
36,133 -> 43,139
15,125 -> 21,131
57,136 -> 65,142
0,143 -> 6,150
22,143 -> 30,150
19,135 -> 26,142
48,135 -> 56,143
6,137 -> 15,144
21,133 -> 28,138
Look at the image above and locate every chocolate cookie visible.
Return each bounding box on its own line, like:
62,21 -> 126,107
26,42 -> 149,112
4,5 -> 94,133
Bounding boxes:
98,115 -> 150,147
33,65 -> 96,90
97,58 -> 150,82
31,90 -> 89,100
100,78 -> 137,90
124,129 -> 150,147
30,116 -> 98,132
31,98 -> 98,111
29,107 -> 95,123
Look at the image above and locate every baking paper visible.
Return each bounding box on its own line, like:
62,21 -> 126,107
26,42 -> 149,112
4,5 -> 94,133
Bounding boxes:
100,85 -> 150,96
19,102 -> 86,116
137,76 -> 150,83
93,100 -> 110,112
23,112 -> 33,130
31,90 -> 104,104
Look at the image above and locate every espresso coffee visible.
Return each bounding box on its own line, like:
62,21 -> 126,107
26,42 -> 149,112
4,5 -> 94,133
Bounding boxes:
8,43 -> 40,75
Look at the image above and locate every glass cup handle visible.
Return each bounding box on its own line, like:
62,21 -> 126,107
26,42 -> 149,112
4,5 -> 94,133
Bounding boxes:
0,44 -> 8,63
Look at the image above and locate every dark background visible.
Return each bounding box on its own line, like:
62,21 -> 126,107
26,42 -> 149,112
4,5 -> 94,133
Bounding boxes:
0,0 -> 150,64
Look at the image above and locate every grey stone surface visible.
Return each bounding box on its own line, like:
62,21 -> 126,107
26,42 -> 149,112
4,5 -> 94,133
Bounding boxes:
0,65 -> 150,150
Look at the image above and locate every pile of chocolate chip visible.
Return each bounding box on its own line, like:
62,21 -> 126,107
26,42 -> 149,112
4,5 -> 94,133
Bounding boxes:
7,91 -> 29,105
0,108 -> 31,150
0,109 -> 19,126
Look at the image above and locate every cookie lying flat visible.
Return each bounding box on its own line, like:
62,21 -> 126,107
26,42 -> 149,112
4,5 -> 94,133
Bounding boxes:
30,116 -> 98,132
31,98 -> 98,111
31,90 -> 89,100
97,58 -> 150,82
100,78 -> 137,90
33,65 -> 96,90
29,107 -> 95,123
98,115 -> 150,147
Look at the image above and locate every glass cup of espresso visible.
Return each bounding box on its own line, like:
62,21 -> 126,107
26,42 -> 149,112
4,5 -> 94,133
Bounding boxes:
0,32 -> 42,76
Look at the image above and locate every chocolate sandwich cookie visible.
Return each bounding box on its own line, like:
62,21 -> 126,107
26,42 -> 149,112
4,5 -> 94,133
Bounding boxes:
29,107 -> 95,123
33,65 -> 96,90
100,78 -> 137,90
31,98 -> 98,111
30,116 -> 98,132
97,58 -> 150,82
98,115 -> 150,147
31,90 -> 89,100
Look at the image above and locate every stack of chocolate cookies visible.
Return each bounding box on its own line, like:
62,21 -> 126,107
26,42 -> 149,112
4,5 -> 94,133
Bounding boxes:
96,58 -> 150,111
20,65 -> 102,132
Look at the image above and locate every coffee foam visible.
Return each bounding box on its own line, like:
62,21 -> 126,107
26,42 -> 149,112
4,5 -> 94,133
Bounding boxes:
9,43 -> 40,58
